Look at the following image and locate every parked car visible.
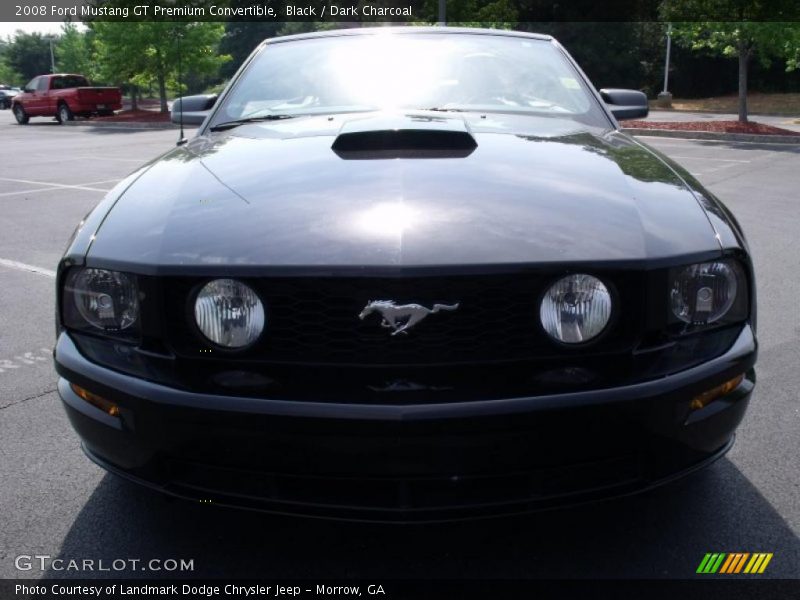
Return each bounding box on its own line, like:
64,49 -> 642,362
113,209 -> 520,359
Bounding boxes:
12,74 -> 121,124
55,28 -> 756,521
0,85 -> 19,109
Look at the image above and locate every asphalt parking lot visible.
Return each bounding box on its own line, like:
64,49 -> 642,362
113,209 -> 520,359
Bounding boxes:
0,109 -> 798,580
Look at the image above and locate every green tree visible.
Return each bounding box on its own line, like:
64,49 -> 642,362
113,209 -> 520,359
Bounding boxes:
89,22 -> 147,109
220,22 -> 280,79
0,57 -> 22,86
55,23 -> 94,77
417,0 -> 518,27
784,24 -> 800,71
0,38 -> 23,85
522,22 -> 666,96
662,1 -> 800,122
90,22 -> 230,113
219,0 -> 284,79
5,32 -> 51,82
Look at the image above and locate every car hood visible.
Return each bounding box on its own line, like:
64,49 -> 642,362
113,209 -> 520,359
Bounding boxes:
87,112 -> 721,271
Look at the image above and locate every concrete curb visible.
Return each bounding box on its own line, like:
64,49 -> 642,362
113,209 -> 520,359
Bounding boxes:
622,127 -> 800,145
63,119 -> 176,130
647,107 -> 800,118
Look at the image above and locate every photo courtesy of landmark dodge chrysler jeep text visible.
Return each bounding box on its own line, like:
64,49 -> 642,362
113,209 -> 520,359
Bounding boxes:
54,28 -> 757,521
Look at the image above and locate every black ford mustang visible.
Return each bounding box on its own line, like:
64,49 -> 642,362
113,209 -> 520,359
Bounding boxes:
55,28 -> 756,521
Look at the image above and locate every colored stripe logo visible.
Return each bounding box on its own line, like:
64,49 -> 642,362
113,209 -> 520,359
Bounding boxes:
697,553 -> 773,574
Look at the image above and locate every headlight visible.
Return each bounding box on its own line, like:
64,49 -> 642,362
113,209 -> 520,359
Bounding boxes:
540,274 -> 612,344
65,268 -> 139,333
194,279 -> 265,348
670,260 -> 747,326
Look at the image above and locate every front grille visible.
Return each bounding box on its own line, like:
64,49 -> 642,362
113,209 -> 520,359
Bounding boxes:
163,271 -> 644,366
164,454 -> 643,517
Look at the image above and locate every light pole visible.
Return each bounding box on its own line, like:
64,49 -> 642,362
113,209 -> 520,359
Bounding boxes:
44,35 -> 56,73
438,0 -> 446,25
657,24 -> 673,108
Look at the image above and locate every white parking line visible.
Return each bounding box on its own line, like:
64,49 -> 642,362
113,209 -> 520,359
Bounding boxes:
0,179 -> 118,197
0,177 -> 111,193
72,155 -> 152,163
0,258 -> 56,278
80,179 -> 122,186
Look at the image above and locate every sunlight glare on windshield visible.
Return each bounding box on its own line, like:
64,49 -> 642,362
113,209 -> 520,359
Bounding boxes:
328,32 -> 453,110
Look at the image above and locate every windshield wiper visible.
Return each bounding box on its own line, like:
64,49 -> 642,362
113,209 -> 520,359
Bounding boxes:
209,114 -> 296,132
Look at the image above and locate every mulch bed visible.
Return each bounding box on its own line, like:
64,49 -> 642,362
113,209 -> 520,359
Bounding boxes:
93,109 -> 171,123
622,119 -> 800,136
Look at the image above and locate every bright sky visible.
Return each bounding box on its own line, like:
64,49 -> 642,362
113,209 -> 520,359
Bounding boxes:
0,21 -> 68,40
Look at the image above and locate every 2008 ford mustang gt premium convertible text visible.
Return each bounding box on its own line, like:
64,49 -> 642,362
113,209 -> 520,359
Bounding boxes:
55,28 -> 756,521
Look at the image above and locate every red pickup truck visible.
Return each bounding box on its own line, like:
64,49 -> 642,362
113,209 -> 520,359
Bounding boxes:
12,74 -> 122,125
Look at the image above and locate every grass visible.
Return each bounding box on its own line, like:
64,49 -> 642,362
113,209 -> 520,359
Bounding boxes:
651,92 -> 800,116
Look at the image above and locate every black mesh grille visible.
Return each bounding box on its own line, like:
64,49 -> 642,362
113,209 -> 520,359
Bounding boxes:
165,454 -> 642,515
163,272 -> 644,366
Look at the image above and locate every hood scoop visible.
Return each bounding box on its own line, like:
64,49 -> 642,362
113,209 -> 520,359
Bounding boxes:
332,113 -> 477,159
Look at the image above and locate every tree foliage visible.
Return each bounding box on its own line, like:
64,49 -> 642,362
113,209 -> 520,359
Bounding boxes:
220,22 -> 280,79
421,0 -> 519,27
662,0 -> 800,121
0,38 -> 23,86
781,22 -> 800,71
89,21 -> 230,112
520,21 -> 666,96
55,22 -> 94,77
0,58 -> 21,86
4,32 -> 52,82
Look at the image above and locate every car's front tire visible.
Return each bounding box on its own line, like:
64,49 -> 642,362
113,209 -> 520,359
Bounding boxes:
57,103 -> 74,124
13,104 -> 29,124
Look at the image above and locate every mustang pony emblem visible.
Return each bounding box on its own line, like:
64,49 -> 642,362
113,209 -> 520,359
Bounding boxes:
358,300 -> 460,336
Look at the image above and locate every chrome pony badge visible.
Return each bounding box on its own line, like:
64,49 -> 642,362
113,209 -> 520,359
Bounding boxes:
358,300 -> 460,336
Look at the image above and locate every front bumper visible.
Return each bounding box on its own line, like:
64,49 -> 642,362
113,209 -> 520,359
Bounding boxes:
55,326 -> 756,522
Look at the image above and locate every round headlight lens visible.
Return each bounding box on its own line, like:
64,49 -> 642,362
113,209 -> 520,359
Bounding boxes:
194,279 -> 265,348
540,274 -> 612,344
72,268 -> 138,331
670,261 -> 738,324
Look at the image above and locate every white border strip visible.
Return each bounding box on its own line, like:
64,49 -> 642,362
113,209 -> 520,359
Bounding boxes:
0,258 -> 56,278
0,177 -> 111,193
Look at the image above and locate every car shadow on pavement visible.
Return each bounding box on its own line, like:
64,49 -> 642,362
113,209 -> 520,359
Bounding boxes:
43,457 -> 799,580
65,125 -> 197,136
70,127 -> 177,135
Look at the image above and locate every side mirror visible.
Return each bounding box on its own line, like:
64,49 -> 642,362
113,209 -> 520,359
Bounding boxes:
171,94 -> 218,125
23,87 -> 34,94
599,88 -> 649,120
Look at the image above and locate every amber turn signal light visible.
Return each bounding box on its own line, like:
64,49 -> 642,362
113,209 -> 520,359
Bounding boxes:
70,383 -> 120,417
691,374 -> 744,410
